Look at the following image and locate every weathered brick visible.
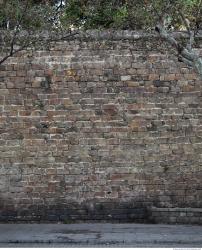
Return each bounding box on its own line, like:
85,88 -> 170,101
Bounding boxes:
0,31 -> 201,223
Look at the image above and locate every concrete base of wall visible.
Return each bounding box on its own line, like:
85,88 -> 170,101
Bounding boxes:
150,207 -> 202,225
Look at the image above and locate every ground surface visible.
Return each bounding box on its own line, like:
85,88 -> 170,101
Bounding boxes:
0,223 -> 202,247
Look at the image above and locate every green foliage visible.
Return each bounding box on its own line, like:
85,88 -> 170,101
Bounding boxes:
62,0 -> 128,29
112,5 -> 128,28
60,0 -> 201,30
0,0 -> 57,30
61,0 -> 85,27
0,0 -> 201,31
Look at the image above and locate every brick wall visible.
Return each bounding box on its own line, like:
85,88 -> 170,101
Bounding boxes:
0,31 -> 202,223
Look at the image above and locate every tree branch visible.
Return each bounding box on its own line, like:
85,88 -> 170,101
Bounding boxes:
178,9 -> 194,52
0,0 -> 79,66
0,0 -> 29,63
0,42 -> 29,65
155,23 -> 202,78
0,30 -> 79,66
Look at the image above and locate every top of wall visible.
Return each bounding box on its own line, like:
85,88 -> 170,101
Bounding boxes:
1,29 -> 202,43
74,30 -> 202,41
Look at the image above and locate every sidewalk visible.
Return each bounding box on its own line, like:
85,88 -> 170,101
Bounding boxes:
0,223 -> 202,247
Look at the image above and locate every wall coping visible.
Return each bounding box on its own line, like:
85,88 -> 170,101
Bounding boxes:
1,29 -> 202,42
79,30 -> 202,41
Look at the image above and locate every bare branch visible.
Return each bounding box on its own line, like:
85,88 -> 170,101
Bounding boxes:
0,0 -> 79,66
0,0 -> 29,61
155,23 -> 202,78
0,29 -> 79,66
0,42 -> 29,65
188,30 -> 195,51
177,9 -> 195,52
178,9 -> 191,35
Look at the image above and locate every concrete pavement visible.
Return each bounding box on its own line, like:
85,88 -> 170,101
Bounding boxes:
0,223 -> 202,247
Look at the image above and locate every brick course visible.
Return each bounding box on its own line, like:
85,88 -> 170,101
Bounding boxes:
0,31 -> 202,223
